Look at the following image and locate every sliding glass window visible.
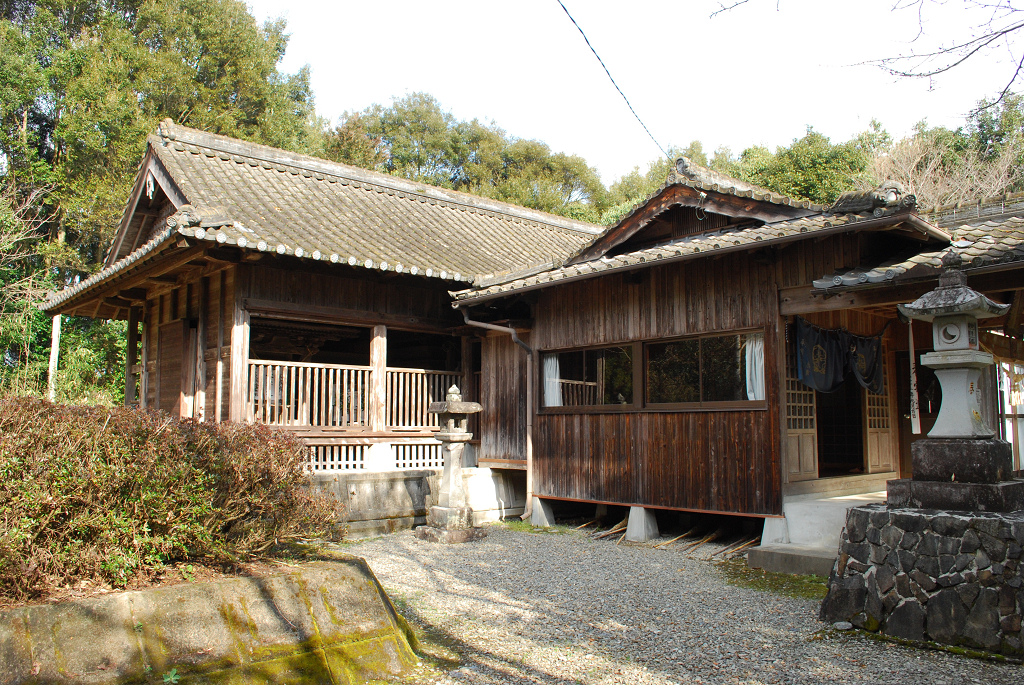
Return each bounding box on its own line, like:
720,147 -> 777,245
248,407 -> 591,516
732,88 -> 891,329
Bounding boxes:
647,332 -> 765,407
541,346 -> 634,408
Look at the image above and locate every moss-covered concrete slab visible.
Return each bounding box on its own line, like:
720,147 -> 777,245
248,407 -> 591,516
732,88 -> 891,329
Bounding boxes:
0,558 -> 417,684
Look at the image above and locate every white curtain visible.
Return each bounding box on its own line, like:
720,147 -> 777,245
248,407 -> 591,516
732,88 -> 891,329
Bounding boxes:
744,333 -> 765,401
542,353 -> 562,407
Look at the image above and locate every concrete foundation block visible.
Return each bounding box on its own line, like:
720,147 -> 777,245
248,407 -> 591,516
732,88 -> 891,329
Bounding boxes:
531,498 -> 556,527
761,517 -> 790,544
625,506 -> 659,542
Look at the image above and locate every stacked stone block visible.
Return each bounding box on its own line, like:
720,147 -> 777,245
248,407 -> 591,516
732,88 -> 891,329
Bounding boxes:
820,503 -> 1024,655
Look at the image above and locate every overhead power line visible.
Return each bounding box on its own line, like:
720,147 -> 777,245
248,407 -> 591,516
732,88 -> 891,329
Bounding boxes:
555,0 -> 670,161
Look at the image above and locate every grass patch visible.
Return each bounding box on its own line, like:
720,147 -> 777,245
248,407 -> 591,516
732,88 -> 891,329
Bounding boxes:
494,519 -> 570,534
717,557 -> 828,601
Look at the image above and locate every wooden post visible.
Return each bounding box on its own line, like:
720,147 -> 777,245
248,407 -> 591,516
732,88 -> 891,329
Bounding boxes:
369,325 -> 387,432
140,302 -> 150,410
228,290 -> 250,423
47,314 -> 61,402
196,277 -> 208,421
125,306 -> 142,407
215,270 -> 225,423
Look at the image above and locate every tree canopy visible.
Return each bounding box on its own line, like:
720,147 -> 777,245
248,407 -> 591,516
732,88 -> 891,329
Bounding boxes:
323,93 -> 608,220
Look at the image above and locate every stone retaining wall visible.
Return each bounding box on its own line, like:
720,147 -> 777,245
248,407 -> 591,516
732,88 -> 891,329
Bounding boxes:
0,559 -> 417,684
820,503 -> 1024,655
314,467 -> 526,537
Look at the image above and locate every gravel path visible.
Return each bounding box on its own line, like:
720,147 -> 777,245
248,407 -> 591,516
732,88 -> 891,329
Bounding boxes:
340,525 -> 1020,685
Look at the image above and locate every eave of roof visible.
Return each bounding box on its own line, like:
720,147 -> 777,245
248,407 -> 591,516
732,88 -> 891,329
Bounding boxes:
42,226 -> 180,312
452,210 -> 945,306
810,215 -> 1024,294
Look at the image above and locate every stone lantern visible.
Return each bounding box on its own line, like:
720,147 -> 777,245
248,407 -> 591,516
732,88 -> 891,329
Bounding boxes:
414,385 -> 486,543
890,250 -> 1021,510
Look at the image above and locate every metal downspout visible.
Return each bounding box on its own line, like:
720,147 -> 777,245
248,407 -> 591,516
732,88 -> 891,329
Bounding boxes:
460,308 -> 535,520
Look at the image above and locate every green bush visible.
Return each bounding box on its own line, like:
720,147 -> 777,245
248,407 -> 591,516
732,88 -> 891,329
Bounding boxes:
0,396 -> 342,601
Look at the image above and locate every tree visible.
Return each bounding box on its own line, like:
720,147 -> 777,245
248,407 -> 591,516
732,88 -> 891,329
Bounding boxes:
0,0 -> 323,401
325,92 -> 608,219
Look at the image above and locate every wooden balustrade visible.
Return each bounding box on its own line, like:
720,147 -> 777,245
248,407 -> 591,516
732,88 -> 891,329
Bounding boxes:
560,379 -> 598,406
385,368 -> 462,428
247,360 -> 370,427
247,360 -> 461,430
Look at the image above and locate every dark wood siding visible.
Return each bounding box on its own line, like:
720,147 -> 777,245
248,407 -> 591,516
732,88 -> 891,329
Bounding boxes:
530,250 -> 782,516
239,263 -> 458,325
158,321 -> 182,414
479,334 -> 529,461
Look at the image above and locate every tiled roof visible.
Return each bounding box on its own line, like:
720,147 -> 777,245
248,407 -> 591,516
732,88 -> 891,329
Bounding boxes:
452,210 -> 941,304
576,159 -> 825,259
673,156 -> 823,210
146,121 -> 601,282
43,226 -> 179,311
812,216 -> 1024,290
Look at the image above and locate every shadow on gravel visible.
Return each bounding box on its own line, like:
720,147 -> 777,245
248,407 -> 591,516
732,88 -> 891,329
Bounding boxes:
391,594 -> 590,685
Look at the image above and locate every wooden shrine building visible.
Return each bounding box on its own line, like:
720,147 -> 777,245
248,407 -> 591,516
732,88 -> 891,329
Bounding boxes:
452,159 -> 1024,518
42,120 -> 600,472
44,124 -> 1024,524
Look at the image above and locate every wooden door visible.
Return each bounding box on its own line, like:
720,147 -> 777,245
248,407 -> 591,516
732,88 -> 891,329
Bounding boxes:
865,345 -> 894,474
785,340 -> 818,482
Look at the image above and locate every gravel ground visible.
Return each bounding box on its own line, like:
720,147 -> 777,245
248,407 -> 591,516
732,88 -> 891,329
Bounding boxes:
339,524 -> 1020,685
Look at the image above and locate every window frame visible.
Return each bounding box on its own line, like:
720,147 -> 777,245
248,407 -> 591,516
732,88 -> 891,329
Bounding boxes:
644,329 -> 767,410
537,342 -> 642,414
536,328 -> 768,415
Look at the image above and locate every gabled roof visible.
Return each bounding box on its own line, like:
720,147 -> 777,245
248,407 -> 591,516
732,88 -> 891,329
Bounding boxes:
50,120 -> 604,312
564,157 -> 823,265
452,208 -> 945,305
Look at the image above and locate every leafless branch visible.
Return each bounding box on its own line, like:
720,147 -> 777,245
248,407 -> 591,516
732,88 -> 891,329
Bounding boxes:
709,0 -> 755,19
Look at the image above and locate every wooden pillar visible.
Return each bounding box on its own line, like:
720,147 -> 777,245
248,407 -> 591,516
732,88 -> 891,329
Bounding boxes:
140,302 -> 150,410
215,270 -> 225,423
369,325 -> 387,432
196,277 -> 208,421
228,288 -> 250,423
47,314 -> 61,402
125,306 -> 142,407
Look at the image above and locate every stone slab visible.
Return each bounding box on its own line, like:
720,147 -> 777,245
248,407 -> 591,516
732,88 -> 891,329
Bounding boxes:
747,544 -> 837,577
414,526 -> 488,544
912,438 -> 1012,483
888,477 -> 1024,512
0,559 -> 417,684
427,505 -> 474,530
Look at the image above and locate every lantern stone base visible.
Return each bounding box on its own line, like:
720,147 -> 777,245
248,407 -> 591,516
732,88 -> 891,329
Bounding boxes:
414,506 -> 488,544
912,438 -> 1012,484
820,503 -> 1024,655
887,478 -> 1024,513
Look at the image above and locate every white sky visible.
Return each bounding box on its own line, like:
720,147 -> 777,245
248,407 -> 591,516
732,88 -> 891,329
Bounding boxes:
246,0 -> 1022,185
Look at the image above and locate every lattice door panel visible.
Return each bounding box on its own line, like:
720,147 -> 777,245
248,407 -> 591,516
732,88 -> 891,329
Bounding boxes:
866,344 -> 894,473
785,333 -> 818,481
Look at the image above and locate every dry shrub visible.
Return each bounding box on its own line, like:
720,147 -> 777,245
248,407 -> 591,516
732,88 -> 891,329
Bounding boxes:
0,396 -> 342,602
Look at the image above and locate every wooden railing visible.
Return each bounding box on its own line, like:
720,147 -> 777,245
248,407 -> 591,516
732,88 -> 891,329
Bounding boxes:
247,360 -> 462,430
247,360 -> 370,427
560,379 -> 598,406
386,368 -> 462,428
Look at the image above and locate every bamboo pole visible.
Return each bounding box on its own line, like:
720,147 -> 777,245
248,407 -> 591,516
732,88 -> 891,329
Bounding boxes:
654,526 -> 698,549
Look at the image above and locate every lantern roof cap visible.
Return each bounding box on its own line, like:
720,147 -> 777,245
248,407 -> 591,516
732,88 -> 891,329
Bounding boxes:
897,250 -> 1010,322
